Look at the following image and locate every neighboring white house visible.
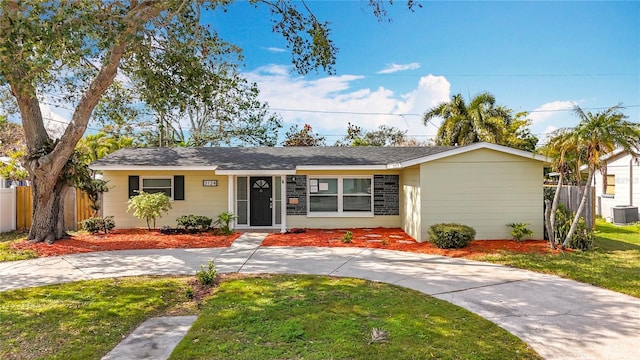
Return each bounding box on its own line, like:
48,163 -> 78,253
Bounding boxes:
593,150 -> 640,223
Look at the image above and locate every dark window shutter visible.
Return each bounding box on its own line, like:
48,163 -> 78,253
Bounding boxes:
174,175 -> 185,200
128,176 -> 139,198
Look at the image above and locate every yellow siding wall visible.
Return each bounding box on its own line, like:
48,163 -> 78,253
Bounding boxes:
287,215 -> 400,229
421,148 -> 544,240
400,166 -> 422,241
102,171 -> 228,228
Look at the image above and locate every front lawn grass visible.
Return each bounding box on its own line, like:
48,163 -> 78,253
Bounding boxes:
479,219 -> 640,298
171,274 -> 541,360
0,276 -> 196,360
0,231 -> 36,262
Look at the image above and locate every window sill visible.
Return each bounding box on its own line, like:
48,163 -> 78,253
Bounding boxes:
307,212 -> 374,218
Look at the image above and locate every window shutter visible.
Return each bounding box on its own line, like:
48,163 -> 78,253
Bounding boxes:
128,176 -> 139,198
174,175 -> 185,200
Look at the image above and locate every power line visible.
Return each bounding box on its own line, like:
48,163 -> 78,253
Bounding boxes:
270,104 -> 640,117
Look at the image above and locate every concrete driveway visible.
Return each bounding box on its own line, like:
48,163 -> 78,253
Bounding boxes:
1,233 -> 638,360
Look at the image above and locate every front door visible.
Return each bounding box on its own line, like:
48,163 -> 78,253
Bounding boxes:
250,177 -> 272,226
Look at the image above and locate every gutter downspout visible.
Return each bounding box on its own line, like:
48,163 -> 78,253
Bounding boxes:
630,159 -> 634,206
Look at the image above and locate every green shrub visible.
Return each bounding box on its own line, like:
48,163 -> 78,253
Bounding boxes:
196,260 -> 217,286
126,191 -> 172,230
506,222 -> 533,242
80,216 -> 115,234
341,231 -> 353,243
212,212 -> 238,235
554,205 -> 594,250
428,223 -> 476,249
176,215 -> 212,232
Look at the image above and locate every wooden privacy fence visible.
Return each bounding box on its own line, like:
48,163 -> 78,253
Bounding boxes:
544,185 -> 596,228
14,186 -> 95,231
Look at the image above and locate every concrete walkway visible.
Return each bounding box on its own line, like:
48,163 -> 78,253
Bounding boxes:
1,233 -> 639,360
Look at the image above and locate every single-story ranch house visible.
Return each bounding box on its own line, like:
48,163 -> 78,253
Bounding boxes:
90,142 -> 550,242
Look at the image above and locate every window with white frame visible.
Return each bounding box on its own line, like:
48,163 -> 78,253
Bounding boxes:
308,176 -> 372,214
141,178 -> 172,198
604,174 -> 615,196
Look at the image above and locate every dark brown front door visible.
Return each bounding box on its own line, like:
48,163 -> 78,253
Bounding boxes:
250,177 -> 272,226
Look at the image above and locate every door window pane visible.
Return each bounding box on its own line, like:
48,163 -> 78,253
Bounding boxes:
237,201 -> 248,225
274,177 -> 282,225
237,177 -> 247,200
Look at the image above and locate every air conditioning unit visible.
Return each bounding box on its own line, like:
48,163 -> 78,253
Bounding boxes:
612,206 -> 639,224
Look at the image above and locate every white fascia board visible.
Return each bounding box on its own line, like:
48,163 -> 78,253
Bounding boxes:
395,142 -> 551,168
215,169 -> 296,175
90,165 -> 218,171
295,165 -> 388,171
579,148 -> 636,172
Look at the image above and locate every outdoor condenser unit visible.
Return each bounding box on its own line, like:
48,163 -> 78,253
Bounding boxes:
612,205 -> 639,224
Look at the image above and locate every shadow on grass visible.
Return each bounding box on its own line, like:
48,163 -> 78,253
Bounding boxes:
595,237 -> 640,252
596,224 -> 637,235
0,231 -> 27,243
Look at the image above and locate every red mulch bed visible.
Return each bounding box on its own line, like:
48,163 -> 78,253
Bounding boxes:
11,229 -> 240,257
11,227 -> 566,260
262,227 -> 566,259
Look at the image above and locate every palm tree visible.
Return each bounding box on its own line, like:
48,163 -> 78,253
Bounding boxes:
561,105 -> 640,248
424,92 -> 509,146
542,128 -> 581,249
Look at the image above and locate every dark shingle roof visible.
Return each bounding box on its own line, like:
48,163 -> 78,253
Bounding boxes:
90,146 -> 457,170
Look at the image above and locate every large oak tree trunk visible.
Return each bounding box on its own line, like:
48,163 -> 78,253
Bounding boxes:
28,176 -> 69,243
11,42 -> 127,242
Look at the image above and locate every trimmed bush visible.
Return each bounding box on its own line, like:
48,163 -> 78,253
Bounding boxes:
212,212 -> 238,235
506,222 -> 533,242
126,191 -> 172,230
341,231 -> 353,243
176,215 -> 212,232
197,260 -> 217,286
80,216 -> 115,234
554,205 -> 594,250
428,223 -> 476,249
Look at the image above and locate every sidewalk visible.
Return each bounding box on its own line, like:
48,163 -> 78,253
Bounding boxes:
1,233 -> 639,360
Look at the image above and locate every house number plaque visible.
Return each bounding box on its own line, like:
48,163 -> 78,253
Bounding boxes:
203,180 -> 218,187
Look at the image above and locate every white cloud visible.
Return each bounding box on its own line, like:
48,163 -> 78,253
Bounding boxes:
244,65 -> 451,143
538,125 -> 559,145
528,100 -> 576,125
528,100 -> 585,141
39,102 -> 71,139
265,47 -> 286,53
377,62 -> 420,74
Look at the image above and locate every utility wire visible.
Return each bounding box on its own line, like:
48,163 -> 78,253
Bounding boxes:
270,104 -> 640,117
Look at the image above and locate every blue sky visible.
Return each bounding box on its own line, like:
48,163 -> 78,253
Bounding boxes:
205,0 -> 640,144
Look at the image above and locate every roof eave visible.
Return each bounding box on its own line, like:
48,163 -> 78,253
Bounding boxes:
393,142 -> 551,168
295,165 -> 389,171
215,169 -> 296,175
90,165 -> 218,171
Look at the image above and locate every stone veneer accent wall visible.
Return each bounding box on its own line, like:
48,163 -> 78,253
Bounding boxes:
374,175 -> 400,215
286,175 -> 307,215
